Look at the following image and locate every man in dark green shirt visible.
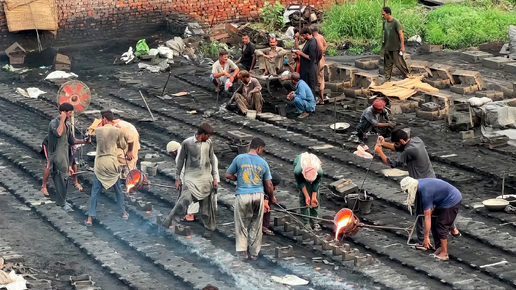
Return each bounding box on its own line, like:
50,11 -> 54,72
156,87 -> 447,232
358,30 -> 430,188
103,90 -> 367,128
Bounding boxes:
381,7 -> 409,82
293,152 -> 323,231
48,103 -> 89,212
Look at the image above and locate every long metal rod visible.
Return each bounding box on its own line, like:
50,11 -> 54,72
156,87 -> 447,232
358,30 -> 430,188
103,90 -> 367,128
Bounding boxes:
152,183 -> 176,189
271,208 -> 333,223
161,71 -> 172,97
359,223 -> 411,232
139,90 -> 155,121
502,171 -> 506,198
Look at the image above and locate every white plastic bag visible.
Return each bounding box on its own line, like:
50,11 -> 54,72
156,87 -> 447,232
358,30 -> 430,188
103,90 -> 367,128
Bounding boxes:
120,47 -> 135,64
45,71 -> 78,80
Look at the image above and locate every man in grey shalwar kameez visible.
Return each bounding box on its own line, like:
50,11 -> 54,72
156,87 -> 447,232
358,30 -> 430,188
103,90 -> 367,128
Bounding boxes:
163,123 -> 219,237
47,103 -> 89,212
225,138 -> 274,260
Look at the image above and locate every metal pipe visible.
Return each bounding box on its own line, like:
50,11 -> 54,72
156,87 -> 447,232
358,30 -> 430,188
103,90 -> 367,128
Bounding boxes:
152,183 -> 176,189
502,171 -> 506,199
274,205 -> 309,211
161,71 -> 172,97
139,90 -> 155,121
359,223 -> 411,232
271,209 -> 333,223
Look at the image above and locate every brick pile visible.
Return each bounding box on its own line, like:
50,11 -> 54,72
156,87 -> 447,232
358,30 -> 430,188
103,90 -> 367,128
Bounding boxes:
0,0 -> 329,49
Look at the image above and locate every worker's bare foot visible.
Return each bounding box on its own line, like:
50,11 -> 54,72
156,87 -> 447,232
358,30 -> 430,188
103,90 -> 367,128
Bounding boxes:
237,251 -> 248,260
74,182 -> 83,191
41,187 -> 49,196
184,214 -> 194,221
433,247 -> 441,256
434,252 -> 449,261
450,228 -> 461,237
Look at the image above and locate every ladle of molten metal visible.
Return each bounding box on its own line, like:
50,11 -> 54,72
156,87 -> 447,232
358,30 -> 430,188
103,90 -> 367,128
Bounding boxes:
125,168 -> 180,193
333,208 -> 416,242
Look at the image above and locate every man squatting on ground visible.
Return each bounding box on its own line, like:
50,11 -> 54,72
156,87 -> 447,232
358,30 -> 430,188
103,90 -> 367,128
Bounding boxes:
163,123 -> 219,237
400,177 -> 462,261
382,6 -> 410,82
375,129 -> 460,248
293,152 -> 323,231
234,32 -> 256,73
166,140 -> 220,222
86,110 -> 129,225
262,172 -> 281,236
255,35 -> 289,76
225,138 -> 274,260
355,98 -> 395,142
230,70 -> 264,115
287,72 -> 316,119
310,25 -> 327,105
47,103 -> 89,212
211,50 -> 240,92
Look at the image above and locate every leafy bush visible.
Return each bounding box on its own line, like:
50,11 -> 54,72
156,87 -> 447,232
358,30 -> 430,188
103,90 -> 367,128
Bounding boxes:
198,40 -> 229,60
425,3 -> 516,49
260,1 -> 285,32
326,46 -> 339,56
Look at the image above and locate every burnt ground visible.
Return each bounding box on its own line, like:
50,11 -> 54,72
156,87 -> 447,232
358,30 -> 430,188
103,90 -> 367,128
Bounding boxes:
0,33 -> 516,290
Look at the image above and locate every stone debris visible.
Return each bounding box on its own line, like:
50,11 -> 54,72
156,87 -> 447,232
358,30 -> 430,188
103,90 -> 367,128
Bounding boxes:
271,274 -> 309,286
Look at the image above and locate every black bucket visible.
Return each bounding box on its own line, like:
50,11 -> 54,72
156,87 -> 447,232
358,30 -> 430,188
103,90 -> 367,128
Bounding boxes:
358,196 -> 374,214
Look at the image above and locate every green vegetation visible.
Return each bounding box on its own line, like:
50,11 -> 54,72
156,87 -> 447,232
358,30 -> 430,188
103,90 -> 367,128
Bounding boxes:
260,1 -> 285,32
426,3 -> 516,49
321,0 -> 516,52
198,40 -> 229,60
326,46 -> 339,56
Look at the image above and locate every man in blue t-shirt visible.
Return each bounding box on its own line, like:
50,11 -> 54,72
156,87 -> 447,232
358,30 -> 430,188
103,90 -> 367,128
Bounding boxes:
400,177 -> 462,261
225,138 -> 274,260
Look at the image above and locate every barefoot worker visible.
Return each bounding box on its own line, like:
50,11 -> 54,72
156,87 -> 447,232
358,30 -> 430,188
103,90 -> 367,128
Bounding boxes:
400,177 -> 462,261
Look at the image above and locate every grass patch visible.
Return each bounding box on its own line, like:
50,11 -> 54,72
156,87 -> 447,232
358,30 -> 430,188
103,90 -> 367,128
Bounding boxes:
425,3 -> 516,49
322,0 -> 426,52
322,0 -> 516,52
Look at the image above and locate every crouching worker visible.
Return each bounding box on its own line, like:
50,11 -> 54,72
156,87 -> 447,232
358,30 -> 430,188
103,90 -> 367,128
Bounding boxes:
293,152 -> 323,231
400,177 -> 462,261
229,70 -> 264,115
356,98 -> 395,142
287,72 -> 315,119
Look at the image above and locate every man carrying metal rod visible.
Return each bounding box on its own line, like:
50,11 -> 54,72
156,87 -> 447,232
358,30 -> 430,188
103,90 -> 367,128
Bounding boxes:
293,152 -> 323,231
86,110 -> 129,226
225,138 -> 274,260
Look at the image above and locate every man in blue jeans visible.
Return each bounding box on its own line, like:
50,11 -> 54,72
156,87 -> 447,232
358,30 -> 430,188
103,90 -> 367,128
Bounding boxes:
287,72 -> 315,119
86,110 -> 129,226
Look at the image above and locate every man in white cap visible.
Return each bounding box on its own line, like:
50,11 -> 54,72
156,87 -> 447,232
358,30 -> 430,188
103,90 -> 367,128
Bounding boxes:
400,177 -> 462,261
293,152 -> 323,231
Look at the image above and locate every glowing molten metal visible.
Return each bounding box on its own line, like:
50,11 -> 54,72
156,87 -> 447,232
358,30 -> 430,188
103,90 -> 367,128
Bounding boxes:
334,208 -> 360,239
126,169 -> 144,193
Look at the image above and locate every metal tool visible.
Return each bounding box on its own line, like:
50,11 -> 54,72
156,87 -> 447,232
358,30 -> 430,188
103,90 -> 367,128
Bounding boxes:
502,171 -> 506,199
161,71 -> 172,98
358,135 -> 380,192
139,90 -> 155,121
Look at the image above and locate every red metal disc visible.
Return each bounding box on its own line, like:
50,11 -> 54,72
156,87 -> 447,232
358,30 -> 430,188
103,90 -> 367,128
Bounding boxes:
56,80 -> 91,115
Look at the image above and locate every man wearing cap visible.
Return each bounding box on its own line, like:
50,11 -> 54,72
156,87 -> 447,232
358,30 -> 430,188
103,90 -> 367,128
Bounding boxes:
166,140 -> 220,223
400,177 -> 462,261
356,98 -> 395,142
293,152 -> 323,231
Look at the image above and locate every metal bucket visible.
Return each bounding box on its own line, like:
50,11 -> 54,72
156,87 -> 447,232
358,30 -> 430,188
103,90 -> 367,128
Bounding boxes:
237,142 -> 250,154
276,104 -> 287,117
358,196 -> 374,214
346,194 -> 359,211
146,163 -> 158,176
